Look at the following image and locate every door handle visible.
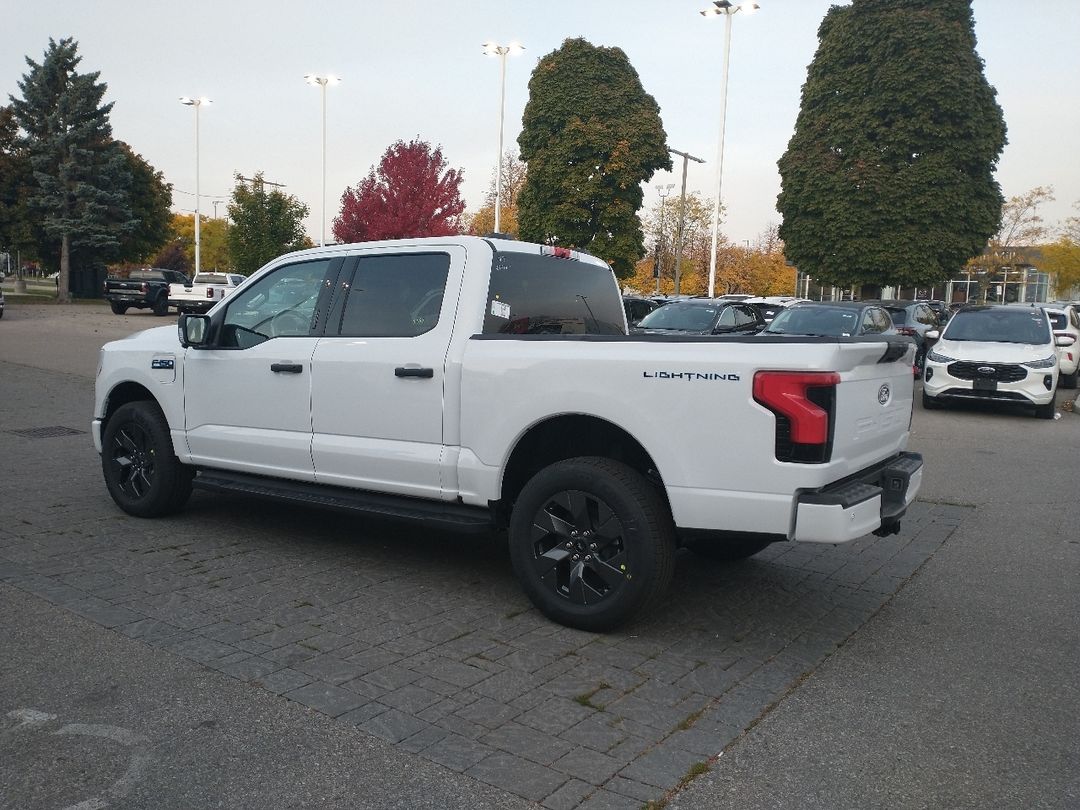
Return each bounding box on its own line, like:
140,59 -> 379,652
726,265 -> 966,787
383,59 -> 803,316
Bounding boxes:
270,363 -> 303,374
395,366 -> 434,378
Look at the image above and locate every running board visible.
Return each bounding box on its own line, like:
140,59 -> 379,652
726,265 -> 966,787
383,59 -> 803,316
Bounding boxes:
193,470 -> 494,534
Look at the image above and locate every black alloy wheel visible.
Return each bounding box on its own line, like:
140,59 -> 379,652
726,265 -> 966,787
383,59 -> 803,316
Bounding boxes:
509,457 -> 675,632
101,401 -> 193,517
529,489 -> 628,607
153,295 -> 169,316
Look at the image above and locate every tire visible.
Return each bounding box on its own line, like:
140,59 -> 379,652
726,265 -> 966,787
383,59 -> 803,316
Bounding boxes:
152,294 -> 169,316
508,457 -> 676,632
1061,370 -> 1077,390
922,390 -> 943,410
686,535 -> 772,562
1035,398 -> 1056,420
110,301 -> 129,315
101,401 -> 193,517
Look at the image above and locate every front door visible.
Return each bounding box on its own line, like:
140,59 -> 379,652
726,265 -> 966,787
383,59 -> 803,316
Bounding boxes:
182,258 -> 337,480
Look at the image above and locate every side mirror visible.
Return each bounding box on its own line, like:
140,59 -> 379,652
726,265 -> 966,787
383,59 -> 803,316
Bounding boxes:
178,314 -> 210,348
1055,334 -> 1076,347
924,329 -> 940,340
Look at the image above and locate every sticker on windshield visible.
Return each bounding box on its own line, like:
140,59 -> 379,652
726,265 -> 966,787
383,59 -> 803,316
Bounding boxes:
490,300 -> 511,320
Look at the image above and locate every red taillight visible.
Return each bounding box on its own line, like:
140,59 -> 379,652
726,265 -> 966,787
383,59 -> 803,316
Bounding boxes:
753,371 -> 840,446
896,327 -> 917,337
140,282 -> 148,293
207,287 -> 214,298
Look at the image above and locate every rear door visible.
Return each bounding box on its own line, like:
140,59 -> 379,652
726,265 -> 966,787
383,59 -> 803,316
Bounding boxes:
309,246 -> 465,499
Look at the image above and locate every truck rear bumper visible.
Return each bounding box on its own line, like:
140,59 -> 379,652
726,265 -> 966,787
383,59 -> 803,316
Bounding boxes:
793,452 -> 923,543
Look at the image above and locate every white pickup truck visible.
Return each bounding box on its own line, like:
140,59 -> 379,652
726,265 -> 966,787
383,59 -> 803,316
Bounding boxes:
168,271 -> 246,314
93,236 -> 922,630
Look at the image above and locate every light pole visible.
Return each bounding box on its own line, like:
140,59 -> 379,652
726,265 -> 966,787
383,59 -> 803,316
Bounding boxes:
482,41 -> 524,235
179,96 -> 210,275
305,74 -> 340,247
667,148 -> 705,295
700,0 -> 759,298
654,184 -> 675,293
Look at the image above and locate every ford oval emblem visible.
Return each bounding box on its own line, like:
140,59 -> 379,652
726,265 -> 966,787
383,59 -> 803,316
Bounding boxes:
877,384 -> 890,405
977,366 -> 995,376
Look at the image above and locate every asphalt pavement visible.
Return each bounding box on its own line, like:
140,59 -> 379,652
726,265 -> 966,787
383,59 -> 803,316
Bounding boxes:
1,301 -> 1078,809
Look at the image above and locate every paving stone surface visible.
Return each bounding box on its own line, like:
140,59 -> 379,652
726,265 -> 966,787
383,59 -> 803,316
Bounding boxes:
0,396 -> 964,806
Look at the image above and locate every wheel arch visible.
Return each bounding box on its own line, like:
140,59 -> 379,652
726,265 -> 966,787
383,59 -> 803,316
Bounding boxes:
102,381 -> 161,432
498,414 -> 668,520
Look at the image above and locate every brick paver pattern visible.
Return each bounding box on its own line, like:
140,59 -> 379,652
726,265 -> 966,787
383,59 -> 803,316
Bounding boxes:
0,427 -> 963,809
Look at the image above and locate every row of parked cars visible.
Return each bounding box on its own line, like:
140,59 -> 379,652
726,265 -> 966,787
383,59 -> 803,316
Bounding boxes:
622,293 -> 1080,419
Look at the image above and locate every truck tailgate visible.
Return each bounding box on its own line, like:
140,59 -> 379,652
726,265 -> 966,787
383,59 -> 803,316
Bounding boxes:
831,340 -> 917,472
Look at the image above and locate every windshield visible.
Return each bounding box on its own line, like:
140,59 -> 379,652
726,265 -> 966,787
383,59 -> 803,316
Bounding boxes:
637,302 -> 722,331
943,308 -> 1050,344
764,305 -> 860,336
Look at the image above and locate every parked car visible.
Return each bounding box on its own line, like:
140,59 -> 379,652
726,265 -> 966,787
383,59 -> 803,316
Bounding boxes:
761,301 -> 898,338
0,286 -> 5,319
1038,304 -> 1080,388
865,300 -> 941,372
743,296 -> 810,324
632,298 -> 765,335
922,305 -> 1067,418
622,295 -> 662,328
169,272 -> 247,314
104,268 -> 190,316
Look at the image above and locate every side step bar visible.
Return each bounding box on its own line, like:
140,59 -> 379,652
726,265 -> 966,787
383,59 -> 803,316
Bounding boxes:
193,470 -> 494,534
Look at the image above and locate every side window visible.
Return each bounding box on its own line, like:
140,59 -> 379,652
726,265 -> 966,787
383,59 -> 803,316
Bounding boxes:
874,309 -> 891,332
734,306 -> 757,327
918,305 -> 935,325
717,306 -> 737,328
220,259 -> 332,349
860,309 -> 879,334
338,253 -> 450,337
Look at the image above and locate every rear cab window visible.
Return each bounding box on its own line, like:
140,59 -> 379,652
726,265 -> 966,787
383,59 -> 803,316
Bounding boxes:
483,249 -> 624,335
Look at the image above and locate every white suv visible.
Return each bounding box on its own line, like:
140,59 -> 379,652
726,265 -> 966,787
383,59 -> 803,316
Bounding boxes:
922,305 -> 1067,419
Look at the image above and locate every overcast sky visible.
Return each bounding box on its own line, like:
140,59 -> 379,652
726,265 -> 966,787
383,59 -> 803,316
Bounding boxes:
6,0 -> 1078,247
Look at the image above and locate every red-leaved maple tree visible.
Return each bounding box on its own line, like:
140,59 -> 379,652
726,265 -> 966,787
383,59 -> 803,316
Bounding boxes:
332,139 -> 466,243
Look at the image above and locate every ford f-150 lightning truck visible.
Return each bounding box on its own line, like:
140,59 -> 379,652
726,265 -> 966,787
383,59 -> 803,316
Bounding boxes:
93,237 -> 922,630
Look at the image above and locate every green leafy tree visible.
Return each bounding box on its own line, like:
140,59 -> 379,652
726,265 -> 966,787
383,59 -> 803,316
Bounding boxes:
170,213 -> 231,272
777,0 -> 1006,289
9,37 -> 136,301
467,150 -> 528,238
115,142 -> 173,263
517,38 -> 671,276
227,173 -> 311,275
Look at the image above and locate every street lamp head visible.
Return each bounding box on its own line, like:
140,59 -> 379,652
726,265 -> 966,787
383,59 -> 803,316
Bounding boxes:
305,74 -> 341,87
482,41 -> 525,57
179,96 -> 211,106
700,1 -> 758,15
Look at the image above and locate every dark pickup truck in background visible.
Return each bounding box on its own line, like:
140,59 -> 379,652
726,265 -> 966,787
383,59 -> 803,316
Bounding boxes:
103,268 -> 190,315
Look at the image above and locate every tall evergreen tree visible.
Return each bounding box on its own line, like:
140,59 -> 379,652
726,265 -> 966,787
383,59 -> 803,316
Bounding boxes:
776,0 -> 1006,289
227,173 -> 311,275
0,106 -> 33,265
9,38 -> 136,301
517,38 -> 671,276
